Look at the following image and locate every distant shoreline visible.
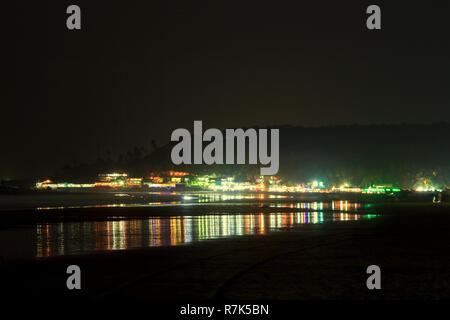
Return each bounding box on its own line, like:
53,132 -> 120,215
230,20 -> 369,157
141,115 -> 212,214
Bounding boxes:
0,196 -> 448,228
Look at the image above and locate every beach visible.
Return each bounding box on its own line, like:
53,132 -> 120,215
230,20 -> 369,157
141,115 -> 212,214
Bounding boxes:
1,192 -> 449,301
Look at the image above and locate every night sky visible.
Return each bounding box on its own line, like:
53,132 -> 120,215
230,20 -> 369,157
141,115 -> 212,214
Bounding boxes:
9,0 -> 450,179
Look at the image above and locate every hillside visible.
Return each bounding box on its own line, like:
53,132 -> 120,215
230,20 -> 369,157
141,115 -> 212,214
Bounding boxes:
56,123 -> 450,188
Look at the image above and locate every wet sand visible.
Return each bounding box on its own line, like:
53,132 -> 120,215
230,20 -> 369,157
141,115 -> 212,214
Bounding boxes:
2,202 -> 450,301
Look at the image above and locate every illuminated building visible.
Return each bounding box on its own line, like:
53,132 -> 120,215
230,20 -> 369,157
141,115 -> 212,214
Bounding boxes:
126,178 -> 143,187
95,173 -> 128,188
363,185 -> 401,194
35,170 -> 416,195
331,184 -> 362,193
166,170 -> 189,177
36,180 -> 95,190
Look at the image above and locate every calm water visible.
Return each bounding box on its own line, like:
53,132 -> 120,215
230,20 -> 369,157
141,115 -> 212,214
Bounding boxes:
0,210 -> 376,259
1,191 -> 366,211
0,193 -> 376,259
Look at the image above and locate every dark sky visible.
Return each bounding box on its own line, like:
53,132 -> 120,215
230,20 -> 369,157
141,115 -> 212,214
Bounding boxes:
8,0 -> 450,179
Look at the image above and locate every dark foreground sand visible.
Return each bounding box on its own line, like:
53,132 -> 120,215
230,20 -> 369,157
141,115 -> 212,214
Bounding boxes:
1,202 -> 450,303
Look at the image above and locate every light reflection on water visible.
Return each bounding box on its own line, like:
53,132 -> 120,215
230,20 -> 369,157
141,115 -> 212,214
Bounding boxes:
35,211 -> 376,258
36,196 -> 363,212
34,192 -> 291,211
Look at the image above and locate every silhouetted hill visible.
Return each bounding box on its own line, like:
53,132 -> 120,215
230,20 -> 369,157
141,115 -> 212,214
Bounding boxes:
55,123 -> 450,188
